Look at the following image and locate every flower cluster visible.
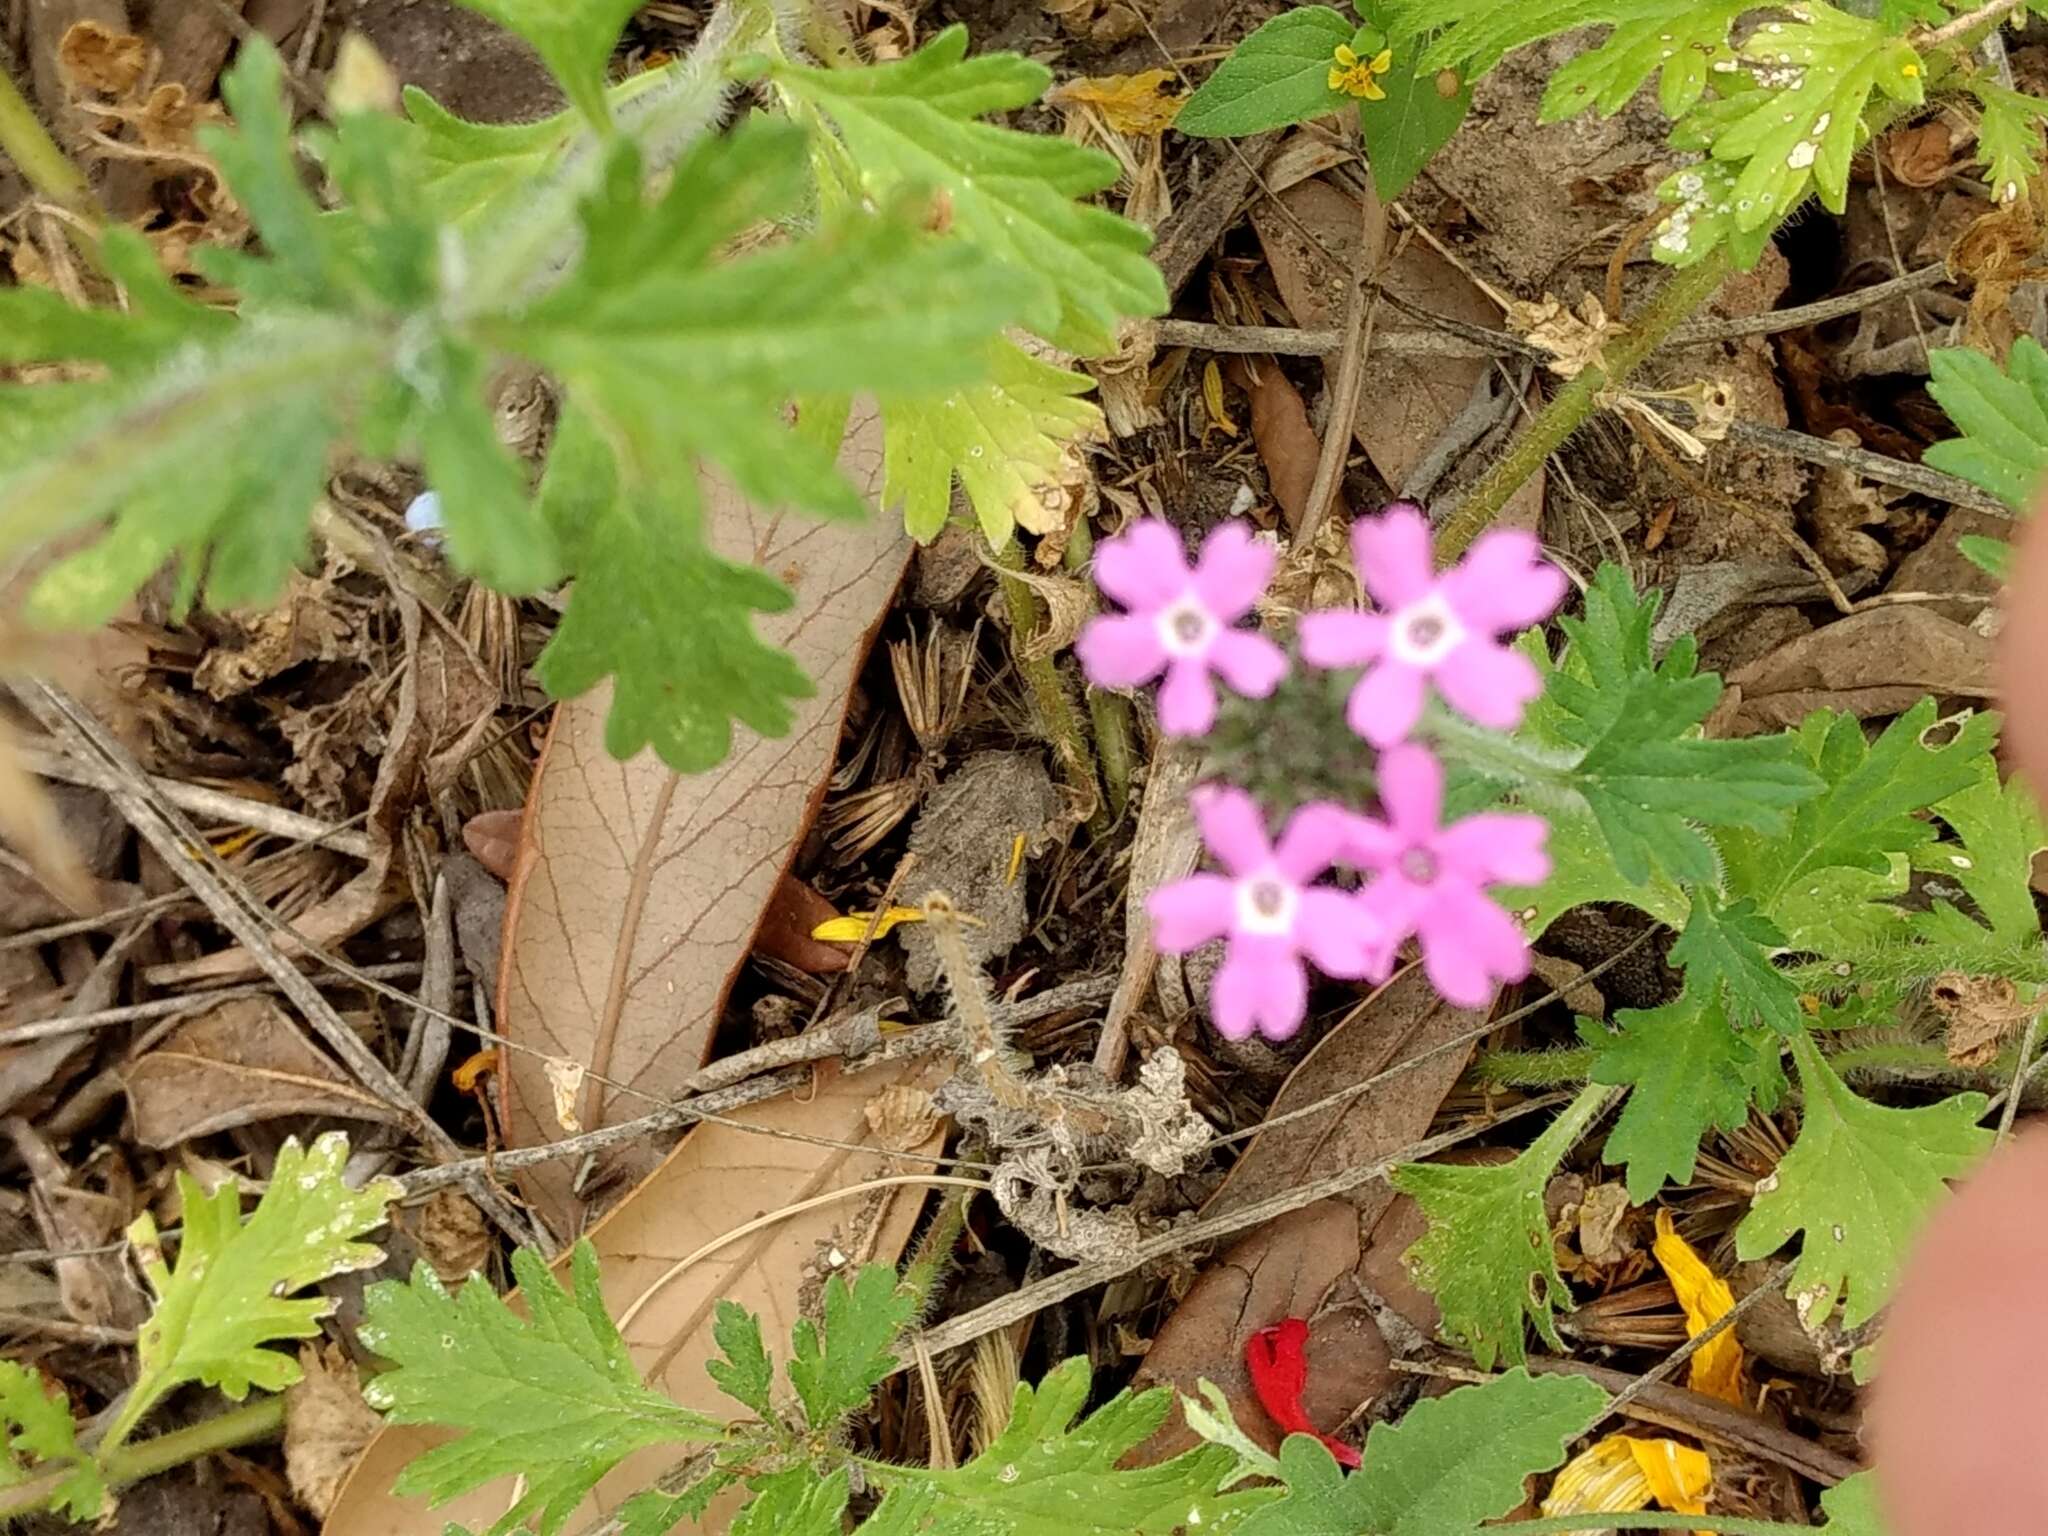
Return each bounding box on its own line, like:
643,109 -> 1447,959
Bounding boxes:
1078,505 -> 1566,1039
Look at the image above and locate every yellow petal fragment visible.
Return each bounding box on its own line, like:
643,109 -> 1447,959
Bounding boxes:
1543,1436 -> 1656,1524
1050,68 -> 1183,135
1334,43 -> 1359,66
1368,48 -> 1394,73
1625,1435 -> 1712,1515
1356,73 -> 1387,101
1653,1209 -> 1746,1406
1203,358 -> 1238,434
811,906 -> 926,943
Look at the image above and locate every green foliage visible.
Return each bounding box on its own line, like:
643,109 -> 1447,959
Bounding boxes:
1669,890 -> 1800,1033
1819,1472 -> 1893,1534
788,1266 -> 919,1430
0,1362 -> 102,1522
1737,1033 -> 1992,1334
1389,1085 -> 1610,1368
1234,1371 -> 1605,1536
1175,7 -> 1357,136
1354,2 -> 1473,198
708,1299 -> 775,1418
1541,0 -> 1752,120
1918,761 -> 2048,948
114,1133 -> 397,1449
1926,336 -> 2048,512
1586,995 -> 1784,1200
360,1242 -> 720,1536
1975,79 -> 2048,204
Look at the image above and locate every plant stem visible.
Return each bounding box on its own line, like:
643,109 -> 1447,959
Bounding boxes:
993,537 -> 1107,837
1060,520 -> 1134,821
0,1397 -> 286,1520
0,62 -> 97,220
1435,251 -> 1730,561
1920,0 -> 2027,50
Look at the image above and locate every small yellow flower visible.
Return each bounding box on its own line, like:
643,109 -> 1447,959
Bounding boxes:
1328,42 -> 1394,101
1901,60 -> 1922,77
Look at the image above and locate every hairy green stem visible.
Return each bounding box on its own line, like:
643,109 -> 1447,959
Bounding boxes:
0,63 -> 95,219
1474,1046 -> 1594,1088
994,538 -> 1106,836
1061,521 -> 1134,821
0,1397 -> 286,1520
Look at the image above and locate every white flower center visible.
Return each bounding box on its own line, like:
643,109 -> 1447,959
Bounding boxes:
1398,846 -> 1439,885
1155,594 -> 1217,658
1387,590 -> 1467,667
1234,872 -> 1299,937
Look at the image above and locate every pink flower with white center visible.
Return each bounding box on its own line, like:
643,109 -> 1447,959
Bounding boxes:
1299,504 -> 1568,747
1341,744 -> 1549,1009
1077,519 -> 1288,737
1147,785 -> 1391,1042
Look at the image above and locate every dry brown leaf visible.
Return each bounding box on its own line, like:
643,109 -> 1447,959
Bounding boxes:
411,1187 -> 492,1284
285,1342 -> 382,1521
1888,508 -> 2006,626
865,1083 -> 942,1150
0,719 -> 95,916
754,874 -> 851,976
1929,972 -> 2037,1067
1227,357 -> 1331,534
324,1056 -> 945,1535
1807,432 -> 1893,586
193,568 -> 362,700
121,996 -> 408,1147
461,808 -> 523,883
1883,120 -> 1957,189
1203,965 -> 1483,1223
499,405 -> 912,1232
58,20 -> 149,96
1252,178 -> 1544,530
1719,607 -> 1996,735
1043,0 -> 1144,42
1049,69 -> 1183,135
1507,292 -> 1616,379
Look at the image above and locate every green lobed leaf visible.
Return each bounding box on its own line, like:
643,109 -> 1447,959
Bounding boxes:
0,1360 -> 103,1522
1958,534 -> 2013,580
1669,890 -> 1801,1033
707,1299 -> 775,1418
361,1241 -> 721,1536
1925,337 -> 2048,511
1651,156 -> 1779,268
1586,994 -> 1785,1201
1539,0 -> 1752,121
788,1265 -> 918,1431
876,1357 -> 1269,1533
1819,1471 -> 1893,1534
774,25 -> 1166,355
881,338 -> 1102,545
1176,7 -> 1356,137
1974,79 -> 2048,204
1920,759 -> 2048,946
1389,1085 -> 1610,1368
1354,4 -> 1473,197
731,1468 -> 850,1536
1235,1371 -> 1605,1536
122,1134 -> 397,1433
1736,1032 -> 1992,1332
451,0 -> 643,129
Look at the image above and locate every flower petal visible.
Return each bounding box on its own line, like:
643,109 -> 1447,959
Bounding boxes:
1192,521 -> 1277,620
1442,529 -> 1569,634
1375,741 -> 1444,842
1437,812 -> 1550,887
1417,891 -> 1529,1008
1209,629 -> 1288,698
1213,941 -> 1309,1041
1345,660 -> 1427,747
1296,887 -> 1384,979
1352,503 -> 1436,610
1146,873 -> 1237,954
1299,609 -> 1388,668
1357,873 -> 1431,946
1433,639 -> 1543,730
1158,657 -> 1219,736
1274,802 -> 1362,882
1075,613 -> 1167,689
1093,519 -> 1192,609
1189,783 -> 1273,877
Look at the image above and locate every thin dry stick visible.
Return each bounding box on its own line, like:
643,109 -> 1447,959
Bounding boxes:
1996,1013 -> 2042,1141
1920,0 -> 2029,51
1295,207 -> 1381,552
1152,318 -> 1499,359
0,1310 -> 138,1347
0,962 -> 424,1048
899,1093 -> 1574,1368
613,1175 -> 992,1336
12,680 -> 543,1252
1666,261 -> 1947,344
1596,1257 -> 1796,1427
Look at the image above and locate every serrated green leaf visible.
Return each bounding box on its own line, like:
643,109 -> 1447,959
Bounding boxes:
1882,0 -> 1951,27
1540,0 -> 1750,121
882,338 -> 1102,544
1499,803 -> 1691,936
362,1241 -> 720,1536
617,1483 -> 730,1536
1236,1371 -> 1605,1536
116,1133 -> 396,1447
1736,1032 -> 1991,1331
202,39 -> 343,303
1921,759 -> 2048,944
788,1266 -> 916,1431
708,1299 -> 774,1417
416,335 -> 560,595
1926,337 -> 2048,511
1353,4 -> 1472,197
0,1360 -> 103,1522
402,85 -> 576,226
732,1467 -> 850,1536
1702,9 -> 1925,231
1177,7 -> 1356,137
1974,79 -> 2048,204
1389,1085 -> 1610,1368
452,0 -> 642,128
1384,0 -> 1650,80
775,25 -> 1166,354
1671,890 -> 1801,1032
877,1357 -> 1267,1533
0,227 -> 231,366
1958,533 -> 2013,580
1820,1471 -> 1893,1534
1652,156 -> 1779,269
1587,994 -> 1784,1201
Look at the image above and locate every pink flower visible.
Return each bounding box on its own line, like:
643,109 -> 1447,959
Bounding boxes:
1147,785 -> 1390,1042
1299,504 -> 1567,747
1078,519 -> 1288,737
1342,744 -> 1548,1009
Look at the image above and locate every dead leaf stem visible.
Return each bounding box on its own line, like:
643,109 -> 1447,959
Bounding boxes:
993,538 -> 1103,833
1062,520 -> 1134,820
